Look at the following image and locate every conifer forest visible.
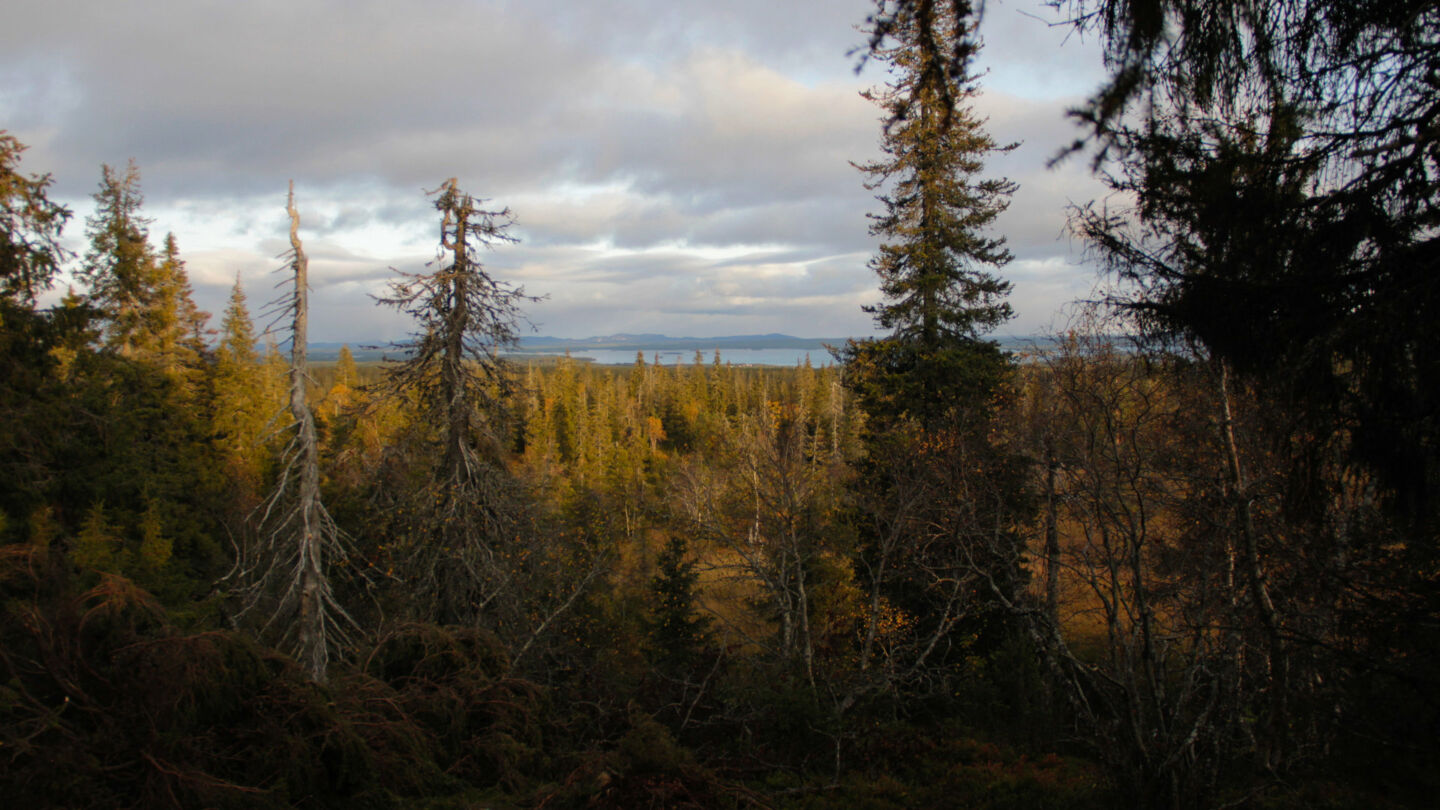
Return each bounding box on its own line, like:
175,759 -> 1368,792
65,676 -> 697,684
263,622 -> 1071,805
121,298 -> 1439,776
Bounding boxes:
2,2 -> 1437,808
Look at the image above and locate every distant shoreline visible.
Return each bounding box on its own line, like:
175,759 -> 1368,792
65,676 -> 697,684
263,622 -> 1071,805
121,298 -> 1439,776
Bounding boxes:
296,335 -> 1097,365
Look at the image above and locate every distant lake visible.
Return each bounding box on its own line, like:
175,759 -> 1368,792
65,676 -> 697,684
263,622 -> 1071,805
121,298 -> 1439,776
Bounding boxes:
508,347 -> 839,367
313,336 -> 1089,366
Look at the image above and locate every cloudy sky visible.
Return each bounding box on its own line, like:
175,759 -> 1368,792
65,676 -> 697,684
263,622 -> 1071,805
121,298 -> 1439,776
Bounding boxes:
3,0 -> 1108,343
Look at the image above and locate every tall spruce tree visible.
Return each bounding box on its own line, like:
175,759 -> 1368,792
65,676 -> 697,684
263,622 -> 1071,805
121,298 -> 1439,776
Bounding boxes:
64,163 -> 221,586
840,7 -> 1031,704
844,8 -> 1015,425
856,49 -> 1014,344
77,165 -> 206,374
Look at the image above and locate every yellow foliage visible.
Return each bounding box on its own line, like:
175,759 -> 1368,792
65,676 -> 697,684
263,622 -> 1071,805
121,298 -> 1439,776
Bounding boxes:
47,345 -> 78,381
72,503 -> 123,573
138,503 -> 173,570
27,506 -> 57,549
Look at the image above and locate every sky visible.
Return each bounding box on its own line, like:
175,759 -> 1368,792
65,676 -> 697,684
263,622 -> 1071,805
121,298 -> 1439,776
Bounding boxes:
2,0 -> 1109,343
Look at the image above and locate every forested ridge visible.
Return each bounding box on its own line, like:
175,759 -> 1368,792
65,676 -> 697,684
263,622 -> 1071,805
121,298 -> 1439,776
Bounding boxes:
3,1 -> 1439,808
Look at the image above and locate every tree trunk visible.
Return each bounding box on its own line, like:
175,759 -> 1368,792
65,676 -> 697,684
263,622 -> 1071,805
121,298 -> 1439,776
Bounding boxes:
1218,363 -> 1288,764
287,182 -> 328,683
1044,436 -> 1061,639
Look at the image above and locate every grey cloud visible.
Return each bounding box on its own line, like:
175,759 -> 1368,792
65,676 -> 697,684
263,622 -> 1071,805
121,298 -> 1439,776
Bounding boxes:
6,0 -> 1109,340
521,0 -> 878,77
5,0 -> 605,197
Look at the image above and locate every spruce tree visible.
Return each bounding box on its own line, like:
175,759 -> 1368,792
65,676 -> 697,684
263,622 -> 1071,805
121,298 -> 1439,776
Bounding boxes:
77,165 -> 207,376
217,275 -> 259,368
1051,0 -> 1440,787
645,534 -> 712,673
71,502 -> 123,573
335,344 -> 358,388
156,234 -> 209,359
841,8 -> 1030,701
844,9 -> 1015,426
149,233 -> 208,390
79,162 -> 156,357
0,133 -> 72,525
323,344 -> 360,419
856,48 -> 1014,346
0,132 -> 70,306
68,163 -> 221,585
212,275 -> 270,498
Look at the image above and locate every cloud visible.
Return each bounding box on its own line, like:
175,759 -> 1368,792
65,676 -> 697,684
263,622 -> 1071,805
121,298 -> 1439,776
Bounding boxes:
5,0 -> 1109,340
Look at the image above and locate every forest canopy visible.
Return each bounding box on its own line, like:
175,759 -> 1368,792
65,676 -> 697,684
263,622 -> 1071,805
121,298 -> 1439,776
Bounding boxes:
0,1 -> 1436,808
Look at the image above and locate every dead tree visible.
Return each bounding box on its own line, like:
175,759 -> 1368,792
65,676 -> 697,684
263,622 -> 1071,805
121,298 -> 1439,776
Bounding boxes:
373,179 -> 537,625
229,182 -> 361,682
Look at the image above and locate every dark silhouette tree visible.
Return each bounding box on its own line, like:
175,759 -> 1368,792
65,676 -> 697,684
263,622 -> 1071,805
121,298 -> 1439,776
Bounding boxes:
1047,0 -> 1440,795
0,133 -> 73,530
0,132 -> 70,307
1055,0 -> 1440,532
